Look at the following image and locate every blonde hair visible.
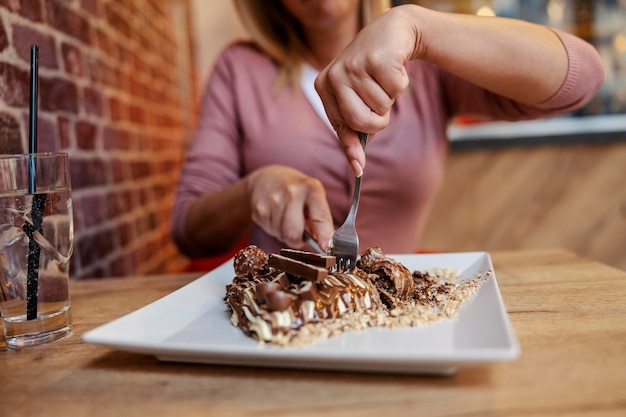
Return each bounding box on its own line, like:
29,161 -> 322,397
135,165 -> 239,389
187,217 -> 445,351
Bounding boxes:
233,0 -> 390,88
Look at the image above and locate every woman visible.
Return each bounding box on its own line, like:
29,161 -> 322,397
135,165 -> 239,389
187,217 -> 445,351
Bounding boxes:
171,0 -> 604,259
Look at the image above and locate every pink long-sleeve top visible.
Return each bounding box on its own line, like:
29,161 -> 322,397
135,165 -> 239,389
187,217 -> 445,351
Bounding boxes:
172,30 -> 604,257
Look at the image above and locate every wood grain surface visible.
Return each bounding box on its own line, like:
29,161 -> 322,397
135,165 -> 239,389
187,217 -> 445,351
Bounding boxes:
421,141 -> 626,271
1,249 -> 625,417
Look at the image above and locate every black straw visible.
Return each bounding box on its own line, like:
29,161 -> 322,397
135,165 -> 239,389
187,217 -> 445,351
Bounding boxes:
26,45 -> 44,321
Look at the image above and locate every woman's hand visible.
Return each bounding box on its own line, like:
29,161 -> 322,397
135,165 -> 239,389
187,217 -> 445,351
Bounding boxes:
245,165 -> 334,250
316,4 -> 572,176
315,6 -> 419,176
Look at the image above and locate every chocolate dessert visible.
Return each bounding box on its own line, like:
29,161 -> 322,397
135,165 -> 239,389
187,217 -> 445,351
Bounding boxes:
225,245 -> 488,346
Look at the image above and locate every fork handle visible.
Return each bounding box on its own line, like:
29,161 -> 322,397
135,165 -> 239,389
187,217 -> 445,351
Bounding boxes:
345,133 -> 369,223
303,229 -> 325,254
358,132 -> 369,151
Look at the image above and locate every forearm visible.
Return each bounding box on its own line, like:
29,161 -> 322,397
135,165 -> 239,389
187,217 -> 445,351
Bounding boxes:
406,5 -> 569,104
184,180 -> 253,256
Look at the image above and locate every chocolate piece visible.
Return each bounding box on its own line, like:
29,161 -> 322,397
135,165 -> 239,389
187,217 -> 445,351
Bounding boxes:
234,245 -> 269,279
265,290 -> 296,312
255,281 -> 282,304
357,247 -> 414,298
279,248 -> 336,268
268,254 -> 328,281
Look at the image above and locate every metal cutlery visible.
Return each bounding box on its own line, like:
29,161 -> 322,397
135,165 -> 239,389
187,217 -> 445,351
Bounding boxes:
326,132 -> 369,272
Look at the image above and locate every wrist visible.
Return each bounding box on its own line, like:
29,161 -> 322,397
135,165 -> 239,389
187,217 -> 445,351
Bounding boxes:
390,4 -> 433,61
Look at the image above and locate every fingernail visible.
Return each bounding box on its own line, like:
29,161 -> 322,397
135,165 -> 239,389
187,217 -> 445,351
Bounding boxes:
351,160 -> 363,177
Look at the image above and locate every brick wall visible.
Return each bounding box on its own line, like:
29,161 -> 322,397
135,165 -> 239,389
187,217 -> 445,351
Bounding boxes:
0,0 -> 194,279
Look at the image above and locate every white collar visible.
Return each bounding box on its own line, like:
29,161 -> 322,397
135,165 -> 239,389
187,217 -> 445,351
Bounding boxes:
300,63 -> 335,134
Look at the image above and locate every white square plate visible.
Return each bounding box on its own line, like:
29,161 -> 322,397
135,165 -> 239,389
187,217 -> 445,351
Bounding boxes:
83,252 -> 520,375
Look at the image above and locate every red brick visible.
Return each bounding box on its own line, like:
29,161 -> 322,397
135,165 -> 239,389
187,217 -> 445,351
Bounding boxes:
107,191 -> 133,218
154,112 -> 181,129
12,24 -> 58,69
151,63 -> 167,84
113,66 -> 126,90
108,254 -> 131,278
47,0 -> 91,44
128,76 -> 145,98
145,0 -> 167,18
0,0 -> 45,22
128,103 -> 145,124
0,62 -> 29,107
61,42 -> 84,76
109,159 -> 129,183
87,56 -> 103,84
57,116 -> 71,149
117,69 -> 129,91
136,133 -> 151,151
100,60 -> 120,88
40,76 -> 79,113
125,0 -> 141,20
144,187 -> 155,208
105,3 -> 130,38
108,96 -> 125,121
0,112 -> 23,153
83,86 -> 103,116
96,28 -> 117,59
76,228 -> 115,270
103,126 -> 133,151
69,157 -> 107,188
75,120 -> 97,149
152,183 -> 166,200
117,42 -> 132,63
130,160 -> 151,179
135,213 -> 150,235
139,33 -> 152,51
132,53 -> 147,74
0,17 -> 8,52
21,112 -> 58,152
79,194 -> 105,227
126,247 -> 141,272
144,82 -> 159,102
80,0 -> 99,16
159,157 -> 181,176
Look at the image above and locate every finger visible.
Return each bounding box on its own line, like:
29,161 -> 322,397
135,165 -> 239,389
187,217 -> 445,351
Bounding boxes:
314,85 -> 366,175
315,72 -> 345,133
333,85 -> 389,133
320,66 -> 389,134
280,188 -> 307,248
335,127 -> 366,177
302,182 -> 334,252
250,198 -> 271,232
352,76 -> 395,117
368,56 -> 410,100
265,189 -> 287,240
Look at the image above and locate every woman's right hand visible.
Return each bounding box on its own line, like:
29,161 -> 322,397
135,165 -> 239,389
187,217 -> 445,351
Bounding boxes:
244,165 -> 334,250
315,5 -> 418,176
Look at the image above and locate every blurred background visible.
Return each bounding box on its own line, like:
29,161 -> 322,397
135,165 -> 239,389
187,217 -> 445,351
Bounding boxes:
0,0 -> 623,278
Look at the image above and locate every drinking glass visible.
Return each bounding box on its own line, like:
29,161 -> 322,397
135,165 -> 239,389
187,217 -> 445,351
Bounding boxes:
0,152 -> 73,348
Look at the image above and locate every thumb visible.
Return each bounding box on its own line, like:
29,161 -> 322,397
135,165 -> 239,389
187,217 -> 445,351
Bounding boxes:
305,198 -> 334,252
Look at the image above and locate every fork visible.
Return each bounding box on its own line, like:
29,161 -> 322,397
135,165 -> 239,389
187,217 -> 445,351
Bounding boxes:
327,132 -> 369,272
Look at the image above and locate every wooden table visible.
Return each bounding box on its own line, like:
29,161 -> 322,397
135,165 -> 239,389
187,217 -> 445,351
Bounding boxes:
1,248 -> 625,417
